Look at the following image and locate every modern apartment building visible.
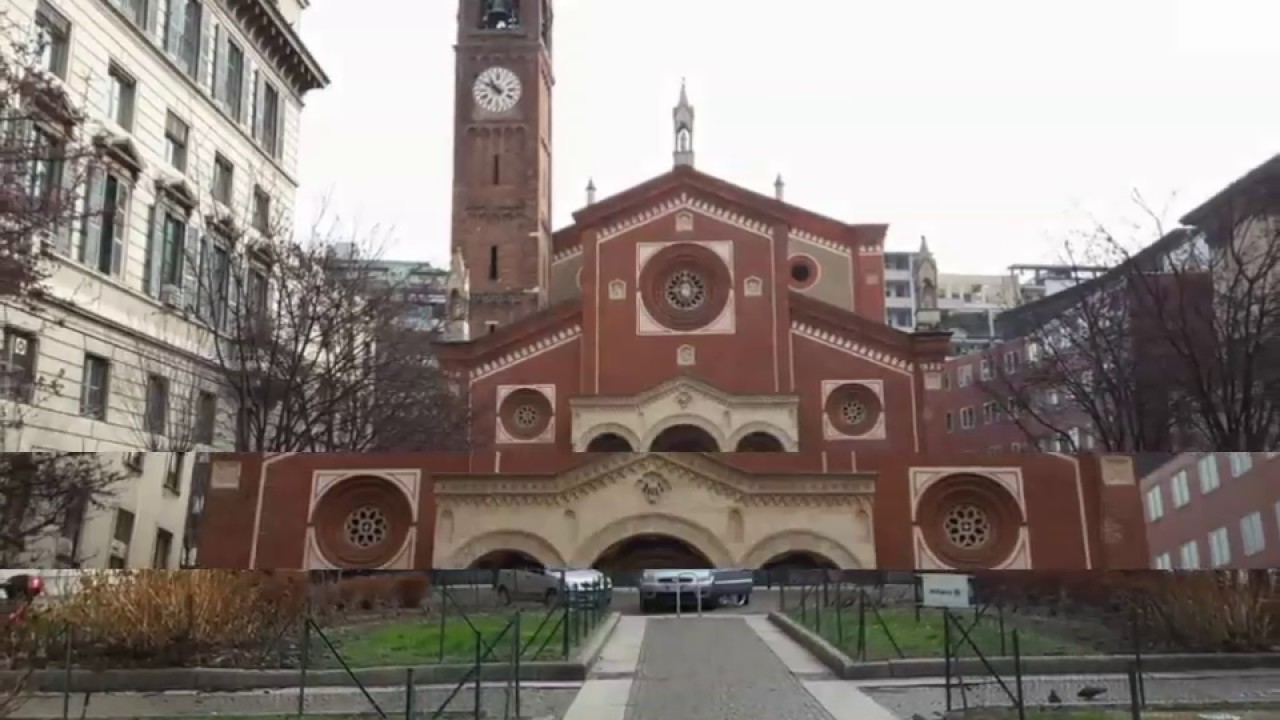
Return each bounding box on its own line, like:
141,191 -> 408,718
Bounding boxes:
0,0 -> 326,568
1142,453 -> 1280,569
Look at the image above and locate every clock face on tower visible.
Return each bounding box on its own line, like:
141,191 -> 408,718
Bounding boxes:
472,66 -> 523,113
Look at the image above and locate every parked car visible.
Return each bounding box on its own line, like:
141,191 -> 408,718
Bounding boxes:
638,568 -> 753,613
494,567 -> 612,608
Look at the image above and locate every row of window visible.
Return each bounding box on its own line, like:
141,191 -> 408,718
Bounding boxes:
1144,453 -> 1274,522
29,4 -> 276,320
106,505 -> 176,569
36,0 -> 286,161
1,329 -> 218,445
1153,501 -> 1280,569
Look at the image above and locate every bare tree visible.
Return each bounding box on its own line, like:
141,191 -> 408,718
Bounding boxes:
983,186 -> 1280,453
0,452 -> 122,566
0,13 -> 98,302
158,198 -> 469,452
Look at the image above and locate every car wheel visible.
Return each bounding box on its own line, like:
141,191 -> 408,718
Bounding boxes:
497,586 -> 512,606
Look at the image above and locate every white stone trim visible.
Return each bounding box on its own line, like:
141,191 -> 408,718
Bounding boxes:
469,325 -> 583,383
791,322 -> 913,375
599,192 -> 773,243
552,246 -> 583,264
788,229 -> 848,256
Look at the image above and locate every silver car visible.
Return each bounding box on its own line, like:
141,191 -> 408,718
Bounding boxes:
638,569 -> 753,613
494,567 -> 612,608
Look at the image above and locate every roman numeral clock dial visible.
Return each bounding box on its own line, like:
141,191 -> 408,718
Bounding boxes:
472,66 -> 523,113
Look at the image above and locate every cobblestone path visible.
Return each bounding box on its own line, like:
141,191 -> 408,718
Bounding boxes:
626,617 -> 835,720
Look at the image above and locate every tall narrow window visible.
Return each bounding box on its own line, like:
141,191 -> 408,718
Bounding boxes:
35,1 -> 71,79
488,245 -> 499,281
492,154 -> 501,185
144,373 -> 169,436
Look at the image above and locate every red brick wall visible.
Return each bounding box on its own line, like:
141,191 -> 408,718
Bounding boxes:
199,450 -> 1146,571
1142,453 -> 1280,569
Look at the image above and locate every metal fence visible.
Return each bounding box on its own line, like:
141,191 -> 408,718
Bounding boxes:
0,570 -> 614,720
780,570 -> 1280,719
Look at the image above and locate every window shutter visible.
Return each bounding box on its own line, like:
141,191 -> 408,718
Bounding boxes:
182,225 -> 200,310
198,11 -> 214,88
147,0 -> 163,39
52,153 -> 78,256
111,181 -> 129,277
242,60 -> 256,130
165,0 -> 186,54
212,26 -> 227,107
251,71 -> 265,142
145,205 -> 164,296
197,233 -> 211,322
79,168 -> 106,268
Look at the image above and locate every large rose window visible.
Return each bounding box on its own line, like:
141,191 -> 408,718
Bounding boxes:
639,243 -> 731,331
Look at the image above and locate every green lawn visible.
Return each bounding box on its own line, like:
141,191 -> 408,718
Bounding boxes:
790,606 -> 1086,661
316,610 -> 595,667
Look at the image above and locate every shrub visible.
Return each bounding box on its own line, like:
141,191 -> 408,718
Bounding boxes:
38,570 -> 309,668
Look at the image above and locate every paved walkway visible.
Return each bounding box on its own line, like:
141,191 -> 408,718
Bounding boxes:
562,613 -> 901,720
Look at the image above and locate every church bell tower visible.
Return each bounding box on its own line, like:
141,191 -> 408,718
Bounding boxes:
451,0 -> 555,336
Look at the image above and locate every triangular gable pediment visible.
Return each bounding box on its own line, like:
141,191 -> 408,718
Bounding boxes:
432,452 -> 874,506
569,165 -> 884,253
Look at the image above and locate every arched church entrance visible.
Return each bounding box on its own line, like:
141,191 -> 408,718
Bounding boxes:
468,550 -> 545,571
650,424 -> 719,452
592,534 -> 714,575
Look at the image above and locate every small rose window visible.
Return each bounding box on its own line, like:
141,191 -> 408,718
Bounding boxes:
665,269 -> 707,311
943,503 -> 991,550
513,404 -> 540,429
840,399 -> 867,426
345,505 -> 390,549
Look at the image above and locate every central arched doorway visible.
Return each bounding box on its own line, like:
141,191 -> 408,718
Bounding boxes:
469,550 -> 545,571
760,551 -> 838,571
649,424 -> 719,452
592,533 -> 714,574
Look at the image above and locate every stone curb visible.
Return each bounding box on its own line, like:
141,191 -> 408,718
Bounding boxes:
766,611 -> 1280,680
9,614 -> 622,693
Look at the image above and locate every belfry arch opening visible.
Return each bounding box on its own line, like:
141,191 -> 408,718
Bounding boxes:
649,424 -> 719,452
592,534 -> 714,575
468,550 -> 545,571
735,431 -> 785,452
586,433 -> 634,452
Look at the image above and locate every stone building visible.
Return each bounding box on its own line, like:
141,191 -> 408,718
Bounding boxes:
1,0 -> 326,567
195,0 -> 1147,574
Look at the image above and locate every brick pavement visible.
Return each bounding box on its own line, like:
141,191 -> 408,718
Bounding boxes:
626,617 -> 835,720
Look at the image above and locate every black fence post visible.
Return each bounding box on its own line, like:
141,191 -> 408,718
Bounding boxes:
998,604 -> 1007,656
473,628 -> 483,720
835,582 -> 845,647
61,625 -> 73,720
404,668 -> 415,720
856,589 -> 867,662
512,611 -> 522,720
562,603 -> 571,660
1128,663 -> 1141,720
1012,629 -> 1025,720
298,615 -> 311,718
943,609 -> 953,714
1131,606 -> 1146,707
438,588 -> 448,663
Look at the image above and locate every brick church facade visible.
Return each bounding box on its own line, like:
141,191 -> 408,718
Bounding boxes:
197,0 -> 1148,573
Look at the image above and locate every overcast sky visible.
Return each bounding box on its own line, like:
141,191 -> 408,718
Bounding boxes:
293,0 -> 1280,275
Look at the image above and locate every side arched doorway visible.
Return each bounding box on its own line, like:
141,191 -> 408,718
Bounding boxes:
592,534 -> 714,575
735,431 -> 785,452
650,424 -> 719,452
586,433 -> 634,452
760,551 -> 838,571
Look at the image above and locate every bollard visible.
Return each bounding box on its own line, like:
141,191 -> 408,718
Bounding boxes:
404,668 -> 415,720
